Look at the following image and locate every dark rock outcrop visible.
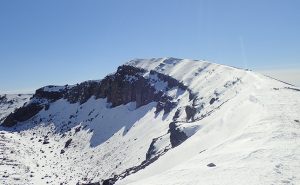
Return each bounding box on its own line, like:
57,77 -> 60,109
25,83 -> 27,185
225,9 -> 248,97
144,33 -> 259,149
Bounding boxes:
149,70 -> 188,91
209,97 -> 218,105
102,179 -> 115,185
34,87 -> 65,102
172,108 -> 181,121
64,65 -> 158,107
2,65 -> 191,127
65,81 -> 102,104
2,103 -> 43,127
207,163 -> 216,167
64,139 -> 72,148
169,122 -> 188,148
185,106 -> 197,121
155,95 -> 177,115
0,95 -> 7,102
146,138 -> 158,160
0,94 -> 14,105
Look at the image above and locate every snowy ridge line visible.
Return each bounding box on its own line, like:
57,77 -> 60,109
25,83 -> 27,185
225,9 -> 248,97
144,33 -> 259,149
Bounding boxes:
284,86 -> 300,92
261,74 -> 296,87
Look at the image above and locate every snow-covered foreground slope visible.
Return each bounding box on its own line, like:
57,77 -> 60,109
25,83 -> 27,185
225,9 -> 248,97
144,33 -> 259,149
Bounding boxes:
118,76 -> 300,185
0,58 -> 299,185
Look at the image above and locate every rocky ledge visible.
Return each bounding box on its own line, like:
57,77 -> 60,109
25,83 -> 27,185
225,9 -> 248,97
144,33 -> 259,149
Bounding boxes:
2,65 -> 194,127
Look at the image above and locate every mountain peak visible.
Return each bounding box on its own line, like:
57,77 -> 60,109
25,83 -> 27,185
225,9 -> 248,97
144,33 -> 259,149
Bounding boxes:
126,57 -> 203,71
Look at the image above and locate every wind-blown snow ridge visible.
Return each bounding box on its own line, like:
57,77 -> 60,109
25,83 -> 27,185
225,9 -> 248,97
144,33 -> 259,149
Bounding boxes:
0,58 -> 299,185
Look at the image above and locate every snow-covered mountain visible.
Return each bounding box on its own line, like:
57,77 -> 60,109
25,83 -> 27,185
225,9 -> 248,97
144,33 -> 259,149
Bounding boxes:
0,94 -> 31,123
0,58 -> 299,185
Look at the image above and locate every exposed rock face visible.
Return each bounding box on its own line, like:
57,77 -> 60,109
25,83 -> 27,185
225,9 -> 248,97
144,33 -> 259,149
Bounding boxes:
169,122 -> 188,148
149,70 -> 188,90
2,65 -> 192,127
209,97 -> 218,105
100,66 -> 156,108
62,65 -> 158,107
34,87 -> 65,102
66,81 -> 102,104
0,95 -> 7,103
2,103 -> 43,127
172,108 -> 181,121
63,65 -> 174,108
155,95 -> 177,115
185,105 -> 197,121
0,95 -> 14,105
102,179 -> 114,185
146,138 -> 158,160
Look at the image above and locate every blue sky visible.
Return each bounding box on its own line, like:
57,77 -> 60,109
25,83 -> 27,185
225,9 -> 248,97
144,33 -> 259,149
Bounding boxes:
0,0 -> 299,93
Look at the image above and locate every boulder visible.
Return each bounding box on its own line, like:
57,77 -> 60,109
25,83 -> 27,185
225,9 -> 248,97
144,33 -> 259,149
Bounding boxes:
207,163 -> 216,167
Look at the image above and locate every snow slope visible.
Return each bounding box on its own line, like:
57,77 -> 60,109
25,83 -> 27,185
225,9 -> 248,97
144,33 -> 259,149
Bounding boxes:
0,57 -> 299,185
118,72 -> 300,185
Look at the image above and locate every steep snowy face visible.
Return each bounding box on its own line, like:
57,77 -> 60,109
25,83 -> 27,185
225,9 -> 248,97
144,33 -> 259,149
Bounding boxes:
118,59 -> 300,185
1,58 -> 299,185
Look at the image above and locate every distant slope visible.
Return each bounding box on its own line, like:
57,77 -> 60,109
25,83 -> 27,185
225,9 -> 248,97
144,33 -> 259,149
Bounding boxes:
0,94 -> 31,123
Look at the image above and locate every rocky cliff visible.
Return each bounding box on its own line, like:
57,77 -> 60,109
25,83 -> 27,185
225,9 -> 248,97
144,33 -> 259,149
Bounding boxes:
2,64 -> 193,128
